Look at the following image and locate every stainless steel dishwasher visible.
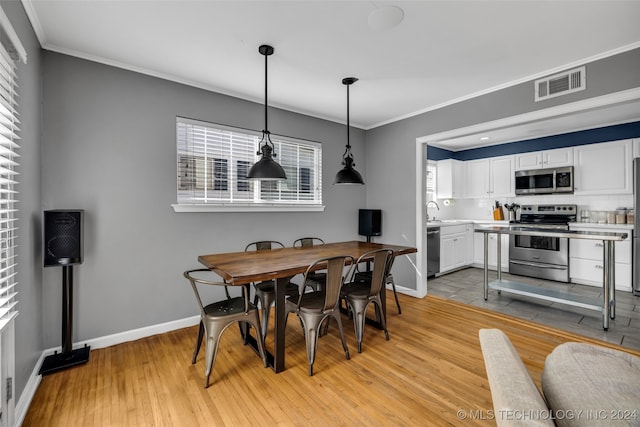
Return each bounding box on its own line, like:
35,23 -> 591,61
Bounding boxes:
427,227 -> 440,277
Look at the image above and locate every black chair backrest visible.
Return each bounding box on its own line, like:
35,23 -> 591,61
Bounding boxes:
297,255 -> 354,312
293,237 -> 325,248
245,240 -> 285,251
354,249 -> 394,297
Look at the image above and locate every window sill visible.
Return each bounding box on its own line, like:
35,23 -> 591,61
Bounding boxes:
172,204 -> 326,213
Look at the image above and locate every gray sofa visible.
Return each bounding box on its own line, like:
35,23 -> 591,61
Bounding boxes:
478,328 -> 640,426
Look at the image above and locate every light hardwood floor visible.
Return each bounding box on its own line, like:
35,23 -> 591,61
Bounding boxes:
23,292 -> 640,426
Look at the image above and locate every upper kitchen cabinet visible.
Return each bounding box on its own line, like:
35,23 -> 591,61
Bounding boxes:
515,147 -> 573,171
574,139 -> 633,195
466,155 -> 514,198
436,159 -> 466,199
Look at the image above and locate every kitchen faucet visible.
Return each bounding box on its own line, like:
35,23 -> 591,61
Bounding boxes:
427,201 -> 440,221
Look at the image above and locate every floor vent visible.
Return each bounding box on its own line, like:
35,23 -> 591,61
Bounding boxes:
535,66 -> 586,102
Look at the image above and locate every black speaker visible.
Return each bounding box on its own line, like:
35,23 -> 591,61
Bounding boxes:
44,210 -> 84,267
358,209 -> 382,237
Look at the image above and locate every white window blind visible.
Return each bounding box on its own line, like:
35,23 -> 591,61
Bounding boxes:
175,117 -> 323,210
0,29 -> 20,331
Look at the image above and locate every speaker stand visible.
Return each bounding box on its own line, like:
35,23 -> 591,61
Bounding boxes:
39,265 -> 90,376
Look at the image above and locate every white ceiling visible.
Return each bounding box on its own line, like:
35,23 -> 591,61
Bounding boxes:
22,0 -> 640,148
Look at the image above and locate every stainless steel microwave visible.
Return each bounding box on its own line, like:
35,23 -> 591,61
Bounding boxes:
514,166 -> 574,195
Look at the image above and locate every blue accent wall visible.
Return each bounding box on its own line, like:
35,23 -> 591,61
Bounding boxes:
426,120 -> 640,161
425,145 -> 455,160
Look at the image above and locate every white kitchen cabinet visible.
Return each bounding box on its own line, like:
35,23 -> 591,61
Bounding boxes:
465,155 -> 514,198
436,159 -> 465,199
515,147 -> 573,170
569,224 -> 632,292
465,223 -> 474,263
490,155 -> 515,197
573,139 -> 633,195
439,224 -> 468,274
473,231 -> 509,271
465,159 -> 490,198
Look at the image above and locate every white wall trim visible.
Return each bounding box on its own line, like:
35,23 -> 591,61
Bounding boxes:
370,42 -> 640,130
415,141 -> 427,298
172,204 -> 326,213
418,87 -> 640,147
15,314 -> 200,424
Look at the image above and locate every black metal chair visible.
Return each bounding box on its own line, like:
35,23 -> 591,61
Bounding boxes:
293,237 -> 326,291
246,241 -> 299,340
285,255 -> 353,376
184,268 -> 267,388
341,249 -> 394,353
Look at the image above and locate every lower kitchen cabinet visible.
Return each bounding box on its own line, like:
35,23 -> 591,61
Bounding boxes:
569,225 -> 632,292
439,224 -> 469,274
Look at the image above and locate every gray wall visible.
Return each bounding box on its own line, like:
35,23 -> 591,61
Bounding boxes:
7,0 -> 640,406
41,52 -> 367,347
365,48 -> 640,290
2,0 -> 44,403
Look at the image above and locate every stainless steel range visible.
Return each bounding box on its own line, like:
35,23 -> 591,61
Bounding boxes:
508,204 -> 577,282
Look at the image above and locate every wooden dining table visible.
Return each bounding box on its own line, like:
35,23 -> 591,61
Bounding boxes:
198,240 -> 417,373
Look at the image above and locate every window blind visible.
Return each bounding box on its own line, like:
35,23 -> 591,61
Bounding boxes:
426,161 -> 436,195
176,117 -> 322,207
0,36 -> 19,331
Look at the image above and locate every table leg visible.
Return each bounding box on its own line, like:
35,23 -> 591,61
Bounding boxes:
271,276 -> 288,373
484,233 -> 489,300
496,233 -> 502,282
606,240 -> 616,320
602,240 -> 613,330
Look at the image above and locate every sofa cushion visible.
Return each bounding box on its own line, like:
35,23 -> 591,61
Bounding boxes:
542,342 -> 640,427
479,329 -> 554,426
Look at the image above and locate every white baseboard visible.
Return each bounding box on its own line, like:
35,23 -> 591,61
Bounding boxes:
15,314 -> 200,425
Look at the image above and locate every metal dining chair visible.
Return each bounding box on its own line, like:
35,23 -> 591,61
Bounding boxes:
341,249 -> 394,353
293,237 -> 326,291
285,255 -> 353,376
183,268 -> 267,388
246,240 -> 300,340
352,252 -> 401,314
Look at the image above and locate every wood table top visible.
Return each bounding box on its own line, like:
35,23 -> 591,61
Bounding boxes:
198,240 -> 417,285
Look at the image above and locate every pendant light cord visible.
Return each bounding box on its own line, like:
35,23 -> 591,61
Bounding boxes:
264,48 -> 269,137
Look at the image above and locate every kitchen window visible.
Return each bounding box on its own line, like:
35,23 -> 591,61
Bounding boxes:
426,160 -> 437,201
174,117 -> 324,212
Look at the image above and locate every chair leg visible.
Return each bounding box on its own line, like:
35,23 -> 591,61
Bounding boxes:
256,290 -> 275,341
192,321 -> 204,364
298,314 -> 323,376
246,315 -> 268,368
331,311 -> 350,360
388,275 -> 402,314
373,297 -> 390,341
203,322 -> 226,388
348,298 -> 368,353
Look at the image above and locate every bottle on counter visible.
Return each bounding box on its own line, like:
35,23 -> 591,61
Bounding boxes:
616,209 -> 627,224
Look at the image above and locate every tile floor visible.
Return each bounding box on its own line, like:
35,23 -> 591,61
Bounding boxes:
427,267 -> 640,351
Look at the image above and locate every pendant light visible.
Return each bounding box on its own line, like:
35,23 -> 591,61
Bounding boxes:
247,44 -> 287,181
334,77 -> 365,185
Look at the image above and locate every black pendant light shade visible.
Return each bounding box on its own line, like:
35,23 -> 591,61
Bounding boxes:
334,77 -> 364,185
247,44 -> 287,181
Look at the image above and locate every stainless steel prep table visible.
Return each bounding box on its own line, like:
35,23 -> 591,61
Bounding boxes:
474,226 -> 629,330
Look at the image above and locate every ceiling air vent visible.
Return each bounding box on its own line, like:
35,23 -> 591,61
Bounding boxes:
535,66 -> 586,102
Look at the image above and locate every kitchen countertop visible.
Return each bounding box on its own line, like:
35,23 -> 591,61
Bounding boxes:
475,225 -> 629,241
427,219 -> 509,228
568,222 -> 634,230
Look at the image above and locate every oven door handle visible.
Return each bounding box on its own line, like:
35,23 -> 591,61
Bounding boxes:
509,260 -> 568,270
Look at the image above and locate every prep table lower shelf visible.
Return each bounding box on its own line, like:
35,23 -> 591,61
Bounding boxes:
488,279 -> 609,313
475,225 -> 628,331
